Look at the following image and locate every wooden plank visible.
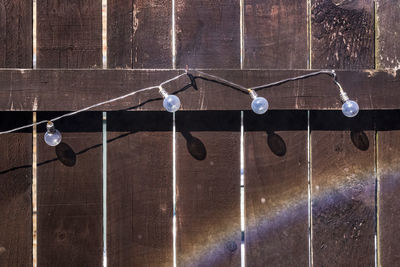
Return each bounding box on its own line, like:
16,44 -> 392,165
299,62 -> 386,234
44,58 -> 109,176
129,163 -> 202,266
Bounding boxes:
245,111 -> 308,266
0,69 -> 399,111
107,0 -> 133,68
176,111 -> 241,266
108,0 -> 172,68
0,0 -> 32,68
311,0 -> 374,69
107,111 -> 173,266
175,0 -> 240,68
37,112 -> 102,266
376,0 -> 400,69
311,111 -> 375,266
37,0 -> 102,68
376,111 -> 400,266
0,112 -> 32,267
244,0 -> 308,69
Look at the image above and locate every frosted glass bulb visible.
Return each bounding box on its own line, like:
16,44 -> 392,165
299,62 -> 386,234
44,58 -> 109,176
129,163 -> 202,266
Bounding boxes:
44,122 -> 62,146
163,95 -> 181,113
251,97 -> 269,114
342,100 -> 359,118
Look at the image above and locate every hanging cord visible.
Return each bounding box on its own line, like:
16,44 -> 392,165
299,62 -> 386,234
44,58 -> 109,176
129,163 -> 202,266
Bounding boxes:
0,73 -> 187,135
0,69 -> 347,135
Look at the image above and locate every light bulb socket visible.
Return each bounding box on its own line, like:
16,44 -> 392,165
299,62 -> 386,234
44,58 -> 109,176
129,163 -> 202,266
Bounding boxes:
46,121 -> 56,134
159,86 -> 169,99
249,90 -> 258,100
339,91 -> 350,103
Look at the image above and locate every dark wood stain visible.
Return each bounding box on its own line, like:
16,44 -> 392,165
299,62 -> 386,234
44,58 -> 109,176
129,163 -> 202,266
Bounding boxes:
312,0 -> 374,68
37,112 -> 103,267
176,111 -> 241,266
107,111 -> 173,266
37,0 -> 102,68
244,0 -> 308,69
378,130 -> 400,266
108,0 -> 172,68
0,69 -> 399,111
0,112 -> 32,267
311,112 -> 375,267
245,111 -> 309,267
175,0 -> 240,68
0,0 -> 32,68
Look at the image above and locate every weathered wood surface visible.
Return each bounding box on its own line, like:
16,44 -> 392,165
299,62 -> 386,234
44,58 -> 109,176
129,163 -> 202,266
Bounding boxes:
0,0 -> 32,68
0,113 -> 32,267
376,0 -> 400,69
107,112 -> 173,266
245,111 -> 309,266
176,111 -> 241,266
311,0 -> 375,69
311,111 -> 375,266
175,0 -> 240,68
108,0 -> 172,68
37,112 -> 102,266
377,111 -> 400,267
37,0 -> 102,68
0,69 -> 399,111
244,0 -> 308,69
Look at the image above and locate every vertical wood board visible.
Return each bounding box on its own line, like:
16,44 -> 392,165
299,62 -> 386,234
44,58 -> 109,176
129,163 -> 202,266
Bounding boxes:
108,0 -> 172,68
37,0 -> 102,68
244,0 -> 308,69
107,112 -> 173,266
311,0 -> 374,69
37,112 -> 103,267
176,111 -> 241,266
0,112 -> 32,267
0,0 -> 32,68
244,111 -> 309,267
311,111 -> 375,266
175,0 -> 240,68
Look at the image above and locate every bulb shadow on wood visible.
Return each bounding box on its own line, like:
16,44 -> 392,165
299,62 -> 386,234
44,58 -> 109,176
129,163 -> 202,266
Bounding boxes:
55,142 -> 77,167
267,131 -> 287,157
181,130 -> 207,161
350,130 -> 369,151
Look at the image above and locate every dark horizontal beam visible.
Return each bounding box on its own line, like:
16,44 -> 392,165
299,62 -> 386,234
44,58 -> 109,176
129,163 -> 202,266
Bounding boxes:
0,69 -> 399,111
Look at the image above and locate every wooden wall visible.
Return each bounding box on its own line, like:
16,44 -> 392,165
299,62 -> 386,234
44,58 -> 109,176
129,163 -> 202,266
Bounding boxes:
0,0 -> 400,267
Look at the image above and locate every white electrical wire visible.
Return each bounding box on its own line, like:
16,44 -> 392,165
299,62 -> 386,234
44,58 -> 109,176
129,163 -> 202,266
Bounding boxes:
0,69 -> 345,135
0,73 -> 187,135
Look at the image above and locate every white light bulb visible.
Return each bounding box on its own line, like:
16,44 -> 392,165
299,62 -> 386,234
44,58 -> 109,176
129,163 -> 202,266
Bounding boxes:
163,94 -> 181,113
44,122 -> 62,146
251,97 -> 269,114
342,100 -> 359,118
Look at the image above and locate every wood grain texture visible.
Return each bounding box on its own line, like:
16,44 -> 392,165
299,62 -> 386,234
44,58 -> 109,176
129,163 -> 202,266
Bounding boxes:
176,111 -> 241,266
0,69 -> 399,111
376,111 -> 400,267
37,112 -> 102,267
108,0 -> 172,68
311,111 -> 375,267
244,0 -> 307,69
107,0 -> 133,68
311,0 -> 374,69
376,0 -> 400,69
175,0 -> 240,68
107,112 -> 173,266
0,112 -> 32,267
0,0 -> 32,68
245,111 -> 308,267
37,0 -> 102,68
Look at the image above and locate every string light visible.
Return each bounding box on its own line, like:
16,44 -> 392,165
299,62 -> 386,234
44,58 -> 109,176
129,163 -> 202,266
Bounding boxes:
0,69 -> 359,146
159,86 -> 181,112
248,90 -> 268,114
44,121 -> 62,146
331,72 -> 359,117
